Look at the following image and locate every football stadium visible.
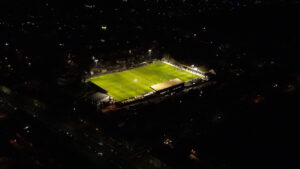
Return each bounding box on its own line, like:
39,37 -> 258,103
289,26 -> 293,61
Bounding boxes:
88,61 -> 204,102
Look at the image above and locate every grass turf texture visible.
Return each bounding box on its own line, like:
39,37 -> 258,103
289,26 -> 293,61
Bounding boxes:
88,62 -> 201,101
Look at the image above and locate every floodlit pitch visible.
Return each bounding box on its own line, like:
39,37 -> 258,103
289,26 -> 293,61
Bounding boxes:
88,62 -> 202,101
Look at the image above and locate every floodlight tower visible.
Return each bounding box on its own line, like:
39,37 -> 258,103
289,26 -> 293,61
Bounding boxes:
148,49 -> 152,60
134,78 -> 138,95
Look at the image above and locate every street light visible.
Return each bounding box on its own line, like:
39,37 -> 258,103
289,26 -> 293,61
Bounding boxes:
101,25 -> 107,31
94,59 -> 99,65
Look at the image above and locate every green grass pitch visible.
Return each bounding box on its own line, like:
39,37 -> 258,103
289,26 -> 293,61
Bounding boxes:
88,62 -> 201,101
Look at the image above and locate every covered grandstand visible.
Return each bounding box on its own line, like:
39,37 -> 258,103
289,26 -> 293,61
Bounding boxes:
150,78 -> 184,92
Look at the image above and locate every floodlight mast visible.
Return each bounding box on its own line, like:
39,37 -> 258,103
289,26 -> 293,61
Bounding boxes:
134,78 -> 138,95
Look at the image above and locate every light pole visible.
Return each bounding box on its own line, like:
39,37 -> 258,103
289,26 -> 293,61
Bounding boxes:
134,78 -> 138,96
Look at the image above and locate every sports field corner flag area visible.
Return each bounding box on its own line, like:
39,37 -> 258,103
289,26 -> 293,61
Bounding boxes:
88,61 -> 201,101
